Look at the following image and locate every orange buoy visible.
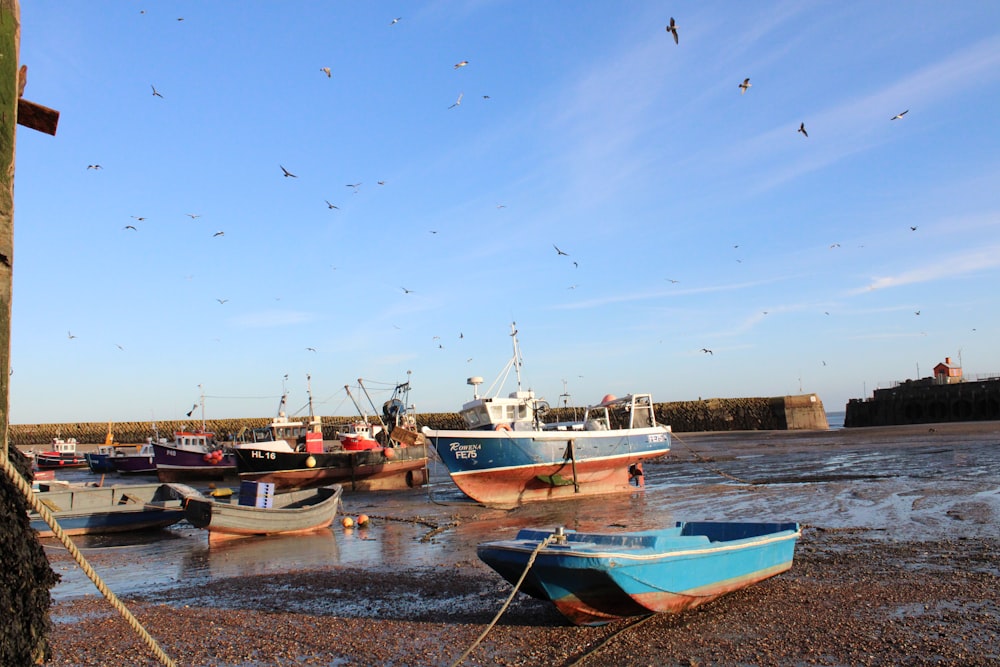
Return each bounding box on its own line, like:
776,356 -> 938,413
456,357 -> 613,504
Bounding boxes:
494,423 -> 512,431
342,516 -> 355,528
357,514 -> 370,527
600,394 -> 617,405
383,447 -> 396,460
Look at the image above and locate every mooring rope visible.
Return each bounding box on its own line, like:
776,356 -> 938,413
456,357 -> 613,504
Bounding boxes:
0,450 -> 177,667
449,535 -> 555,667
564,613 -> 657,666
670,432 -> 756,486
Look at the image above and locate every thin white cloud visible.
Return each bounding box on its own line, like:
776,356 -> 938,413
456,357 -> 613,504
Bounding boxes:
553,277 -> 787,310
850,244 -> 1000,294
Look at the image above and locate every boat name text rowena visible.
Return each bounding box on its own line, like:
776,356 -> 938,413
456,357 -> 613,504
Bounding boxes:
449,442 -> 482,459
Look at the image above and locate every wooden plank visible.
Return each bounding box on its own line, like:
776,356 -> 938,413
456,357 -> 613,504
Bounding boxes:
0,0 -> 19,462
16,98 -> 58,135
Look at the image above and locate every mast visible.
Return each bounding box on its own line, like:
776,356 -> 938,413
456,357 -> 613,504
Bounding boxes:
510,321 -> 522,392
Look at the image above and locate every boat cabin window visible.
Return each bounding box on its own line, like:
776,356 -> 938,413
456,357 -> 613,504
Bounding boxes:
461,407 -> 488,428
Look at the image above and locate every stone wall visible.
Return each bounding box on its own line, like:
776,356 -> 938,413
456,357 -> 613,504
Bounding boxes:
845,379 -> 1000,427
9,394 -> 829,445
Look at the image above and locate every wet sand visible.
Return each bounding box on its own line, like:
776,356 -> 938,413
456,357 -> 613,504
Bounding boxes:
45,422 -> 1000,666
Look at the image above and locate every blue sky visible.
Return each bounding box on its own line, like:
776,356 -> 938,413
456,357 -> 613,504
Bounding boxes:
11,2 -> 1000,425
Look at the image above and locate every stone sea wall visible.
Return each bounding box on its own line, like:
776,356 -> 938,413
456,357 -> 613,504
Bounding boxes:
9,394 -> 828,446
845,379 -> 1000,427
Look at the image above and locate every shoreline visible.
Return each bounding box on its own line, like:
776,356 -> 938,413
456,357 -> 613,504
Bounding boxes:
43,421 -> 1000,666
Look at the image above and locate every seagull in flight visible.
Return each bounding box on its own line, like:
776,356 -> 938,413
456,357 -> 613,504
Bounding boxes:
67,331 -> 77,340
890,110 -> 909,120
667,279 -> 679,284
346,183 -> 361,192
151,85 -> 163,98
401,287 -> 414,294
449,92 -> 463,109
280,165 -> 297,178
131,216 -> 146,222
390,17 -> 401,25
325,201 -> 339,210
665,17 -> 678,44
701,348 -> 713,355
185,403 -> 198,418
320,67 -> 331,78
186,213 -> 201,219
738,78 -> 751,94
553,244 -> 569,256
213,231 -> 225,237
87,164 -> 102,170
216,298 -> 228,304
910,226 -> 918,231
454,60 -> 469,70
798,122 -> 808,137
123,225 -> 137,231
306,347 -> 317,352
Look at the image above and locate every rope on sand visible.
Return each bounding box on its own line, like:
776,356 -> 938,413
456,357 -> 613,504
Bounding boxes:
1,450 -> 177,667
670,432 -> 757,486
565,613 -> 657,666
449,535 -> 554,667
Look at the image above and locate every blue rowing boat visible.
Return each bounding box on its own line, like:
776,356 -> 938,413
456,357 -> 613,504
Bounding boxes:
477,521 -> 801,626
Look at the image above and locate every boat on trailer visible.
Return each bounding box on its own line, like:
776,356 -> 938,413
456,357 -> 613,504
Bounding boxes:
420,324 -> 671,507
477,521 -> 802,626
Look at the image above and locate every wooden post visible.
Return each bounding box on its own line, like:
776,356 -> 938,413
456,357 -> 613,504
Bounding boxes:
0,0 -> 19,462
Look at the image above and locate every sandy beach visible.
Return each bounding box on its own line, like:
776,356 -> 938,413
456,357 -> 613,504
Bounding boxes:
44,422 -> 1000,666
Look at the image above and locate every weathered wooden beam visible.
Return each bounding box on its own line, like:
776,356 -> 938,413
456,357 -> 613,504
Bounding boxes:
16,97 -> 58,135
0,0 -> 19,461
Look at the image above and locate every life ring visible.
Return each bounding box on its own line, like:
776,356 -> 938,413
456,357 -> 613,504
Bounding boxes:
495,423 -> 512,432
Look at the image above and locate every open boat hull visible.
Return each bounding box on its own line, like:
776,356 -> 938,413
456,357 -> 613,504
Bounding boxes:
176,483 -> 343,542
29,483 -> 185,537
477,521 -> 801,626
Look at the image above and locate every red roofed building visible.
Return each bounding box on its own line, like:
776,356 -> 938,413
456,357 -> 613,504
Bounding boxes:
933,357 -> 963,384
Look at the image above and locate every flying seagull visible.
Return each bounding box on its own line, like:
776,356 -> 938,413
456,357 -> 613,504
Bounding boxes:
320,67 -> 331,78
449,92 -> 463,109
67,331 -> 76,340
87,164 -> 102,170
798,122 -> 808,137
390,17 -> 401,25
890,110 -> 909,120
346,183 -> 361,192
665,17 -> 678,44
553,244 -> 569,256
401,287 -> 414,294
185,403 -> 198,418
910,226 -> 918,231
325,200 -> 339,209
123,225 -> 137,231
151,85 -> 163,98
306,347 -> 317,352
739,78 -> 751,94
454,60 -> 469,69
131,216 -> 146,222
216,298 -> 228,304
701,348 -> 713,355
213,231 -> 224,237
280,165 -> 297,178
186,213 -> 201,219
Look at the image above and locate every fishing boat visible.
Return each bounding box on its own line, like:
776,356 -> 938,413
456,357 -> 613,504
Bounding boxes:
174,482 -> 343,543
111,442 -> 158,475
153,431 -> 234,482
29,483 -> 186,537
477,521 -> 802,626
420,324 -> 672,506
35,438 -> 88,469
153,393 -> 235,481
233,376 -> 429,492
84,422 -> 121,473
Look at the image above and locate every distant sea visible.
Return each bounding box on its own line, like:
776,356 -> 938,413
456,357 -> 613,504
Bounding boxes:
826,411 -> 846,430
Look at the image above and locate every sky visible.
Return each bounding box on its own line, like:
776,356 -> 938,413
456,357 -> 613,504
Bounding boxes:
9,2 -> 1000,425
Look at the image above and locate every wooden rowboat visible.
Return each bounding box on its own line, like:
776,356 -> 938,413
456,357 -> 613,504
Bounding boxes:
30,483 -> 186,537
174,483 -> 343,543
477,521 -> 801,626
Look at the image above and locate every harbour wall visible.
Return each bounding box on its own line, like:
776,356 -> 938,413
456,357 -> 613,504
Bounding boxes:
8,394 -> 828,446
845,379 -> 1000,427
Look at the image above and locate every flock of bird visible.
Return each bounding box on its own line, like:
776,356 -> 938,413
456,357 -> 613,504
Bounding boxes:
62,8 -> 935,411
